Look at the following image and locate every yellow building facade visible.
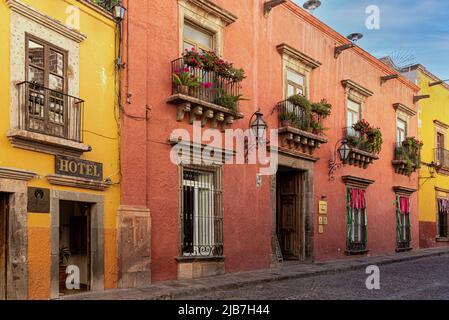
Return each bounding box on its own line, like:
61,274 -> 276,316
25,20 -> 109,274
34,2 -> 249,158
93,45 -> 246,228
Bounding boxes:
402,64 -> 449,249
0,0 -> 119,299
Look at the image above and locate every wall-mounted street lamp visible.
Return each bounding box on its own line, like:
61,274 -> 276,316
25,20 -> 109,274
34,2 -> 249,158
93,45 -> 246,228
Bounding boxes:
303,0 -> 321,13
334,33 -> 363,59
419,162 -> 437,188
413,95 -> 430,103
380,74 -> 399,86
264,0 -> 287,16
250,110 -> 267,143
429,79 -> 449,87
112,2 -> 126,22
328,139 -> 351,181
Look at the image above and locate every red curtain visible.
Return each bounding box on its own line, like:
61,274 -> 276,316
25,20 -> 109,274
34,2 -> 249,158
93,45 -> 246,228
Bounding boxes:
399,196 -> 410,215
350,188 -> 366,209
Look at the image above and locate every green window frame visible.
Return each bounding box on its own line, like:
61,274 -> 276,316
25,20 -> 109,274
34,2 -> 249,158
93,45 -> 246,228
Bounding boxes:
346,187 -> 367,252
395,194 -> 411,249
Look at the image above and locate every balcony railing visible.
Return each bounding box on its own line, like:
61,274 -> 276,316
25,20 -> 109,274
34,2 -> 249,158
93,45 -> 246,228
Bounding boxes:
435,148 -> 449,169
90,0 -> 117,11
171,57 -> 241,111
276,99 -> 310,130
16,81 -> 84,142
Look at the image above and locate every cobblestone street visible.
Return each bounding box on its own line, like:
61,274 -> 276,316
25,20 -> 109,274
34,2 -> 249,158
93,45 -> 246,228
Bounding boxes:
179,255 -> 449,300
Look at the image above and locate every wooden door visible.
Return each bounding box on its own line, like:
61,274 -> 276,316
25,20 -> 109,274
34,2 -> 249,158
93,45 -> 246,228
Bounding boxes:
0,194 -> 8,300
277,172 -> 301,260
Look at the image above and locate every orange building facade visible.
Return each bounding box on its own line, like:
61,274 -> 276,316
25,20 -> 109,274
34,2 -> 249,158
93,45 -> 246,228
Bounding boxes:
118,0 -> 420,285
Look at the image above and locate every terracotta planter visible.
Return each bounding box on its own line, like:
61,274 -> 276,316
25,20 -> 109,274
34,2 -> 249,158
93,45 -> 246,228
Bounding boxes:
281,120 -> 292,127
177,85 -> 189,95
59,265 -> 67,292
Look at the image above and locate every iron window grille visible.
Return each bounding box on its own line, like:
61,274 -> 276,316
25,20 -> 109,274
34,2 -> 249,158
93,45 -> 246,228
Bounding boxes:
180,165 -> 223,257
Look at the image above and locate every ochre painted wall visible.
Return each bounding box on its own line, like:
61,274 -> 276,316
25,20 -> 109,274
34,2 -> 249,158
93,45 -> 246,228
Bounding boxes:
0,0 -> 119,298
416,69 -> 449,247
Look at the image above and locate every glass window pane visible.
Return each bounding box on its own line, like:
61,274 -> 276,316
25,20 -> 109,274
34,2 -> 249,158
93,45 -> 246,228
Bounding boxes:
287,84 -> 295,97
49,74 -> 64,92
287,70 -> 304,86
49,50 -> 64,76
184,23 -> 212,50
28,40 -> 44,67
347,99 -> 361,113
28,66 -> 44,85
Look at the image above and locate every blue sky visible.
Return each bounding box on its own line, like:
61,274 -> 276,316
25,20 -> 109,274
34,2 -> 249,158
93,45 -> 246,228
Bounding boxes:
294,0 -> 449,79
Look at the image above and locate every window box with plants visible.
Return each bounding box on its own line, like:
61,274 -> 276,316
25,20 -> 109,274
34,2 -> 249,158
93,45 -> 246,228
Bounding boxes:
167,49 -> 246,131
276,94 -> 330,156
343,119 -> 382,168
393,137 -> 422,176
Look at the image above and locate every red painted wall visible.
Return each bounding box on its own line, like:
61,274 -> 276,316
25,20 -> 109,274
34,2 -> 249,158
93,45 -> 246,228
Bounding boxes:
121,0 -> 419,282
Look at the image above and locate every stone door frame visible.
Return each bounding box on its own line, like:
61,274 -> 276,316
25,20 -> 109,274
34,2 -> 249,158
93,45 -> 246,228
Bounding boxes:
0,176 -> 29,300
271,152 -> 316,262
50,190 -> 104,299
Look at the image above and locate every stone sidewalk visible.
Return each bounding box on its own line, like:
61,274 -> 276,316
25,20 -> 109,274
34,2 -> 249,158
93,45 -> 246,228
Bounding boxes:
61,247 -> 449,300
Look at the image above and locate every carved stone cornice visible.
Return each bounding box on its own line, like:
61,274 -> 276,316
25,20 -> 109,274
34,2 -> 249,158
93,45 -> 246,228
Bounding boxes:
46,174 -> 111,191
168,138 -> 235,165
278,126 -> 327,156
6,0 -> 87,43
0,167 -> 36,181
341,80 -> 373,98
434,120 -> 449,130
342,175 -> 375,189
276,43 -> 322,69
393,103 -> 416,117
183,0 -> 237,25
393,186 -> 417,196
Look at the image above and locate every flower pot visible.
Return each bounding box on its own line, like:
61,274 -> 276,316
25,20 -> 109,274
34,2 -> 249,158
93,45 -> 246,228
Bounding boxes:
177,85 -> 189,95
281,120 -> 292,127
59,265 -> 67,292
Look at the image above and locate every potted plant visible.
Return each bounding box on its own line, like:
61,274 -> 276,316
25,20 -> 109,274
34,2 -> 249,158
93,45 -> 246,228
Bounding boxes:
59,246 -> 71,292
280,111 -> 295,127
216,92 -> 249,113
310,121 -> 328,135
172,69 -> 200,95
311,99 -> 332,118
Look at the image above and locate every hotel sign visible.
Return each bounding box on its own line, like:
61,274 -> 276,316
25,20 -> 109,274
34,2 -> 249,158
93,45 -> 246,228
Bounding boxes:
55,156 -> 103,181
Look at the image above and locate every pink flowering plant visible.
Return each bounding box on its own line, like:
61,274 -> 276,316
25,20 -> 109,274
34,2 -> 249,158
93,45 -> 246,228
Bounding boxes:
348,119 -> 383,154
182,48 -> 246,82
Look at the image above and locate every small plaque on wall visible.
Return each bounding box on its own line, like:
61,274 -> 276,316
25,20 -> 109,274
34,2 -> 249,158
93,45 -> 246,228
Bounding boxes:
27,187 -> 50,213
319,200 -> 328,214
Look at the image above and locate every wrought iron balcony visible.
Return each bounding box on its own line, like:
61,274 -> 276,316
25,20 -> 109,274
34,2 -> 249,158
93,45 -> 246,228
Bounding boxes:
435,148 -> 449,170
16,81 -> 84,142
275,98 -> 327,156
393,142 -> 421,176
167,57 -> 244,131
342,127 -> 379,168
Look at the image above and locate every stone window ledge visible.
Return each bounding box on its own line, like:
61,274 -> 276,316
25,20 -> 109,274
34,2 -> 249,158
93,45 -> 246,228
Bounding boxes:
7,129 -> 91,157
46,174 -> 111,191
395,247 -> 413,253
167,94 -> 244,131
436,237 -> 449,242
345,249 -> 369,256
176,256 -> 225,263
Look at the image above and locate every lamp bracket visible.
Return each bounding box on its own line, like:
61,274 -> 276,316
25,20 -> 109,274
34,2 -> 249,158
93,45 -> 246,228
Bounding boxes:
264,0 -> 287,16
380,74 -> 399,85
334,43 -> 354,59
